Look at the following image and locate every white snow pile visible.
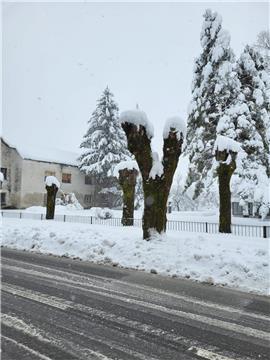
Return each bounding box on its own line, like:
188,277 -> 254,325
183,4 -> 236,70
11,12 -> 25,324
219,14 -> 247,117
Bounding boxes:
120,110 -> 154,139
214,135 -> 241,153
0,172 -> 4,182
149,152 -> 164,179
2,218 -> 269,295
163,116 -> 187,140
45,176 -> 60,188
113,160 -> 139,178
91,207 -> 113,219
56,192 -> 83,210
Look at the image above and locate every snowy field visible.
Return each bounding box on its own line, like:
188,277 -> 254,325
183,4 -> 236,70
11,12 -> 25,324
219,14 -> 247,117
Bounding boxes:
4,206 -> 270,226
2,217 -> 269,295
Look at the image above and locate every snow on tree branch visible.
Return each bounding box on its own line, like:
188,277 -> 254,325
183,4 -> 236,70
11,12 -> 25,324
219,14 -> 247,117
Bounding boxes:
214,135 -> 241,154
113,160 -> 139,179
163,116 -> 186,140
45,176 -> 60,188
120,109 -> 154,139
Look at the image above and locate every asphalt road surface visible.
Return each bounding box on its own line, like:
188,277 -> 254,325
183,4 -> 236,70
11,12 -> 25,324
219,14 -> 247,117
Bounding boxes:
1,247 -> 270,360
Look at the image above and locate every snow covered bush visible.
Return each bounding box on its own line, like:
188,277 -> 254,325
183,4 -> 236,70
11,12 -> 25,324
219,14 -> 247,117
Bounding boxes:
92,207 -> 113,219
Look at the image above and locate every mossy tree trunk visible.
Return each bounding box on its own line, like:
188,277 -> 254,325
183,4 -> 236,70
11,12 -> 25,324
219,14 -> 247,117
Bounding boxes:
46,184 -> 58,220
122,123 -> 183,240
118,168 -> 138,226
215,150 -> 237,233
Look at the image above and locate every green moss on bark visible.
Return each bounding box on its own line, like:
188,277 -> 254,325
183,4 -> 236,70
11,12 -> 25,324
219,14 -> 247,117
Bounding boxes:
46,185 -> 58,220
216,149 -> 237,233
118,168 -> 138,226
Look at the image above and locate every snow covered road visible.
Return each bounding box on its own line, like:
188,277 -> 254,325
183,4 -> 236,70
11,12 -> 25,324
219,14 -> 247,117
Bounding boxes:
1,248 -> 270,360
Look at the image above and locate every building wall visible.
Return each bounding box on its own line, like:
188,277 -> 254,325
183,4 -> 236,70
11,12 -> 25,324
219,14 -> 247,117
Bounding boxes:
20,159 -> 96,208
1,139 -> 23,208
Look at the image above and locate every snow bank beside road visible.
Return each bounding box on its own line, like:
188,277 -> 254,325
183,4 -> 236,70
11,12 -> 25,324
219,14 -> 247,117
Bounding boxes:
2,218 -> 269,295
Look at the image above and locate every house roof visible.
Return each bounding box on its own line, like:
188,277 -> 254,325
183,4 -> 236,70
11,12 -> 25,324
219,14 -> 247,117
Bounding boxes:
1,137 -> 80,167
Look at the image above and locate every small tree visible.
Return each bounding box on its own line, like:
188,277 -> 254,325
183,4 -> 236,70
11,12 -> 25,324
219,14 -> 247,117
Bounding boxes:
120,111 -> 186,240
114,161 -> 139,226
45,176 -> 60,220
214,136 -> 240,233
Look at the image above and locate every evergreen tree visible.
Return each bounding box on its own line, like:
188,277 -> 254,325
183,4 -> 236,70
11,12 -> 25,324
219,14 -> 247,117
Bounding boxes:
231,46 -> 270,216
184,9 -> 239,202
79,87 -> 130,179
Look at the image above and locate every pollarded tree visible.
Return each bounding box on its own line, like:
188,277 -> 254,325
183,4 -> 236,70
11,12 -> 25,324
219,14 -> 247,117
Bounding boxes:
214,136 -> 240,232
184,9 -> 239,201
114,160 -> 139,226
120,110 -> 186,240
79,87 -> 130,180
45,176 -> 60,220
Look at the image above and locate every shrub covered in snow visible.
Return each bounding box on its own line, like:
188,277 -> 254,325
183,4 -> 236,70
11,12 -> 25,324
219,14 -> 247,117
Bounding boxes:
92,207 -> 113,219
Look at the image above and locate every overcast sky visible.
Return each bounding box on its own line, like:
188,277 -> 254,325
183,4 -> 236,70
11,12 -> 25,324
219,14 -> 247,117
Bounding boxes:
3,1 -> 269,155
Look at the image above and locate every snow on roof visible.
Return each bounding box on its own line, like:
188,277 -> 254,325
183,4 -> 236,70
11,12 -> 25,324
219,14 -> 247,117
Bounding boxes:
1,137 -> 79,166
45,175 -> 60,188
163,116 -> 186,140
119,110 -> 154,139
214,135 -> 241,153
18,145 -> 79,166
113,160 -> 139,178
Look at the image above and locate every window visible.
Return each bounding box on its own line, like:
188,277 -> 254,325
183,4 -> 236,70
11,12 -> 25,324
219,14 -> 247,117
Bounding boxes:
232,202 -> 243,216
84,195 -> 92,204
85,175 -> 93,185
44,171 -> 55,181
1,168 -> 7,180
62,173 -> 71,184
1,193 -> 6,206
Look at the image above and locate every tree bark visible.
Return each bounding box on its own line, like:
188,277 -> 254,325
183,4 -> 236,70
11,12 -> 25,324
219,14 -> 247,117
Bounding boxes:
122,123 -> 183,240
46,184 -> 58,220
216,150 -> 236,233
118,168 -> 138,226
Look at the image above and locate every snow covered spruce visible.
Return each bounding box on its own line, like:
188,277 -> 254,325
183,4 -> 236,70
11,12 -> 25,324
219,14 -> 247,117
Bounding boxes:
120,109 -> 186,240
79,87 -> 131,207
184,9 -> 270,218
45,176 -> 60,220
113,161 -> 139,226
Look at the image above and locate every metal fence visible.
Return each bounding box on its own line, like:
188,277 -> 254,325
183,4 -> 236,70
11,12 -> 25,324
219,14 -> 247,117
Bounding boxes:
1,211 -> 269,238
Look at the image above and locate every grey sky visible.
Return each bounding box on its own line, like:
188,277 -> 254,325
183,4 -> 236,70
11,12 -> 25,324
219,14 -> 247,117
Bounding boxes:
3,2 -> 269,155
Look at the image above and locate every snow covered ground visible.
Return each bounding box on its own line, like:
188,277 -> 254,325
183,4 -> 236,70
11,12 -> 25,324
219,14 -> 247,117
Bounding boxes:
2,217 -> 269,295
4,206 -> 270,226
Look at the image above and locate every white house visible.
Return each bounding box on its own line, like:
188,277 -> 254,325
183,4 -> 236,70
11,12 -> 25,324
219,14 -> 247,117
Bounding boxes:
0,138 -> 99,209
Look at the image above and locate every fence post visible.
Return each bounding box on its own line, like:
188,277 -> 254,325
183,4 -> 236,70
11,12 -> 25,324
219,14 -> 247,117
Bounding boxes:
20,212 -> 22,219
1,211 -> 3,217
263,226 -> 267,239
64,214 -> 66,222
41,213 -> 43,220
90,216 -> 93,225
205,222 -> 208,233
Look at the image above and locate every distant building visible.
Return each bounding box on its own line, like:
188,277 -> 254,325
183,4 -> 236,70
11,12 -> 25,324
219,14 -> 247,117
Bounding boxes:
0,137 -> 100,209
232,197 -> 270,218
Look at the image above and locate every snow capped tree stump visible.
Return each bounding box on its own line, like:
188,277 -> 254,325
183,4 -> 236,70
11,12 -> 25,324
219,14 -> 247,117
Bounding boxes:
120,110 -> 186,240
214,136 -> 240,233
45,176 -> 60,220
